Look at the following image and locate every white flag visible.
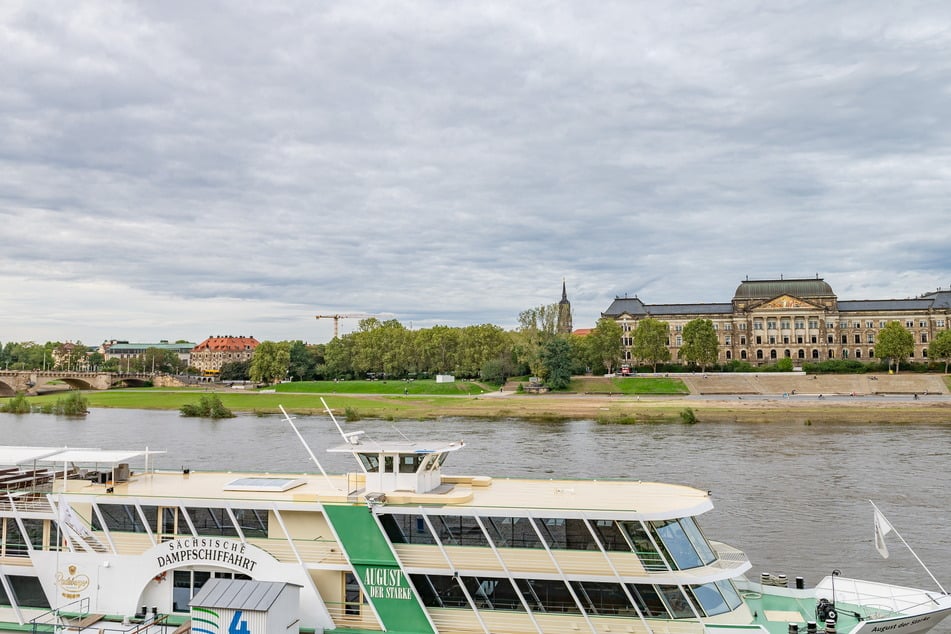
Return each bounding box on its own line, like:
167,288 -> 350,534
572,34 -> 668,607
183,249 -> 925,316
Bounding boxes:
874,508 -> 893,559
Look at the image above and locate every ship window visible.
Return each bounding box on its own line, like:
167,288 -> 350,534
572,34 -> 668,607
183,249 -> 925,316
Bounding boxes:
1,518 -> 28,557
679,517 -> 716,565
619,521 -> 666,570
378,514 -> 436,545
652,519 -> 704,569
233,509 -> 268,538
518,578 -> 582,614
432,515 -> 488,547
570,581 -> 632,615
172,570 -> 210,613
717,579 -> 743,610
399,454 -> 421,473
480,516 -> 544,549
186,507 -> 238,537
1,575 -> 50,608
691,582 -> 730,615
658,585 -> 694,618
358,453 -> 380,472
590,520 -> 630,552
462,576 -> 525,611
627,583 -> 669,618
93,503 -> 156,533
538,518 -> 596,550
410,574 -> 469,608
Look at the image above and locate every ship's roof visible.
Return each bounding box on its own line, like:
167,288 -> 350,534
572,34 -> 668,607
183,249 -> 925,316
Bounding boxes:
57,467 -> 713,518
0,445 -> 161,466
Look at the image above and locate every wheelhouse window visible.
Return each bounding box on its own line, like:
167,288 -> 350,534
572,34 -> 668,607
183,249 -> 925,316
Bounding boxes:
650,517 -> 715,570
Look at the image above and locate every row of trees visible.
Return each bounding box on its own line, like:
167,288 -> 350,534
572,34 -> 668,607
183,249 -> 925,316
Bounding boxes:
4,314 -> 950,387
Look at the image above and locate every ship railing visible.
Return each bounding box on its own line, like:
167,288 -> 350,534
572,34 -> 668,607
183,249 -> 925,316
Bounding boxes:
323,601 -> 380,628
245,536 -> 349,565
815,576 -> 948,616
710,541 -> 751,571
0,489 -> 56,514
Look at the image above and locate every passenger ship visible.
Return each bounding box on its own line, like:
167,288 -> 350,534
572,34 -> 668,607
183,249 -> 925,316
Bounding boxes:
1,406 -> 950,634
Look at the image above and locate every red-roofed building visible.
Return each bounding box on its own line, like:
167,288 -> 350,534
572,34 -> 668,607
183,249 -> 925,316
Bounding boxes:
190,336 -> 260,373
571,328 -> 593,337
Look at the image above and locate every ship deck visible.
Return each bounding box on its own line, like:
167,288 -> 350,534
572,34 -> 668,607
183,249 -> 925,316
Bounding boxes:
49,467 -> 715,517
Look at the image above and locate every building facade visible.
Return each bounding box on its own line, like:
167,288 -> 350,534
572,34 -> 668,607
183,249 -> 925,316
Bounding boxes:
99,340 -> 197,367
190,336 -> 260,373
602,277 -> 951,367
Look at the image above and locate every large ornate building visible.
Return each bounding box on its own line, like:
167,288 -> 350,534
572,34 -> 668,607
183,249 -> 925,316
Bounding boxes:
190,335 -> 260,373
602,277 -> 951,366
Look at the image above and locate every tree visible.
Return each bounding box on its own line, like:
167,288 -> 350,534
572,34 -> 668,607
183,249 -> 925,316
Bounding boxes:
680,319 -> 719,371
250,341 -> 291,384
587,318 -> 623,374
540,337 -> 572,390
632,318 -> 671,372
219,360 -> 251,381
874,321 -> 914,373
928,329 -> 951,373
514,304 -> 559,377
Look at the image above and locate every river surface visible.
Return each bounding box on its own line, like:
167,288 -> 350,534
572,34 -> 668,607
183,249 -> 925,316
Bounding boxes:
2,409 -> 950,630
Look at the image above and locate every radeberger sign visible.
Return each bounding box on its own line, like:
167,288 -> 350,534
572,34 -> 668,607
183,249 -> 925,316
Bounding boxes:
156,537 -> 259,574
55,565 -> 90,599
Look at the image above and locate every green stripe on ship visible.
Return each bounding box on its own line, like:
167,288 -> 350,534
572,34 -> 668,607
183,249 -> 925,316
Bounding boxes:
324,504 -> 434,634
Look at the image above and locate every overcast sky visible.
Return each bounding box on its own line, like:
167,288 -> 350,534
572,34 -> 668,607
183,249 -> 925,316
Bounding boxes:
2,1 -> 950,346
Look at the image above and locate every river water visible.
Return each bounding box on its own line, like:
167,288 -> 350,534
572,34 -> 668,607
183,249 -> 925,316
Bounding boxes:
2,409 -> 950,630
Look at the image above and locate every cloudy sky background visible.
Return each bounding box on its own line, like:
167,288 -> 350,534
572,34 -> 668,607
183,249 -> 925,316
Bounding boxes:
2,1 -> 950,346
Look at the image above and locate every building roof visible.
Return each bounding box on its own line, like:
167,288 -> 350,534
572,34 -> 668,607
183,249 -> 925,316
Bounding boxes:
106,342 -> 196,352
602,297 -> 647,317
190,578 -> 299,612
733,278 -> 835,300
838,299 -> 935,312
644,303 -> 734,316
193,336 -> 260,352
920,289 -> 951,309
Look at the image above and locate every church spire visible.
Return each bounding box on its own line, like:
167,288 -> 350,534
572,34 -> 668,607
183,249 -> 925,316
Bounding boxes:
557,279 -> 573,335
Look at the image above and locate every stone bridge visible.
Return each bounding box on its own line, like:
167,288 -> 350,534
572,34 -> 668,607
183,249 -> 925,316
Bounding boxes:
0,371 -> 186,396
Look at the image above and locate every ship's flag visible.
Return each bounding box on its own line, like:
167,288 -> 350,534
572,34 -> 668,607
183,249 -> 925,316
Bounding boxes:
874,508 -> 894,559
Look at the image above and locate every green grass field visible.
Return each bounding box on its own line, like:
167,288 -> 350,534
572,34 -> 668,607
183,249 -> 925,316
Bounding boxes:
272,379 -> 491,395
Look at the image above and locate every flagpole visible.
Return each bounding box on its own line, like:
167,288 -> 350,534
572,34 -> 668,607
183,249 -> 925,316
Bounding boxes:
869,500 -> 948,594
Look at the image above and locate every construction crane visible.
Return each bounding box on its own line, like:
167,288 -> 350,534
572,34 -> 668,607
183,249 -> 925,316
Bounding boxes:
315,314 -> 373,339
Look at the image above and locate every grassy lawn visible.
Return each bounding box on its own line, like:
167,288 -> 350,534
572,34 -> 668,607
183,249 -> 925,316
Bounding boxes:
568,376 -> 689,394
272,379 -> 492,396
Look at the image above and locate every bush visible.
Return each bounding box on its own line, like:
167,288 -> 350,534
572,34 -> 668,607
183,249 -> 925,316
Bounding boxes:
180,394 -> 235,419
679,408 -> 697,424
344,407 -> 361,422
0,393 -> 32,414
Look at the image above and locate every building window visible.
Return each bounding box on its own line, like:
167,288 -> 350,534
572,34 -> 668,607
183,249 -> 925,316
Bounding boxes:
879,321 -> 887,328
870,349 -> 876,358
783,336 -> 789,344
741,350 -> 747,359
854,334 -> 861,344
809,320 -> 818,329
724,323 -> 732,330
739,323 -> 747,330
855,350 -> 862,359
842,349 -> 849,358
921,333 -> 928,343
826,322 -> 835,329
811,336 -> 817,343
920,320 -> 927,328
906,320 -> 914,328
781,320 -> 790,330
841,335 -> 848,344
866,321 -> 873,328
812,349 -> 819,359
840,321 -> 848,329
768,336 -> 776,344
867,334 -> 875,344
784,349 -> 791,358
795,320 -> 804,329
853,322 -> 862,328
756,350 -> 763,359
770,350 -> 777,359
740,336 -> 746,345
767,321 -> 776,330
676,336 -> 682,346
756,336 -> 762,344
726,351 -> 732,359
798,350 -> 805,359
725,336 -> 731,345
827,335 -> 834,344
797,336 -> 804,344
828,349 -> 835,358
937,320 -> 945,328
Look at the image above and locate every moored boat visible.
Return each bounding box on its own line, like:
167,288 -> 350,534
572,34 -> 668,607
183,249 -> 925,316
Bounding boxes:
1,408 -> 949,634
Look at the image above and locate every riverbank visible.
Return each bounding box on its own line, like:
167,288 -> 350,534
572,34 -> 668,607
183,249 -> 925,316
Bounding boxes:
14,373 -> 951,424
